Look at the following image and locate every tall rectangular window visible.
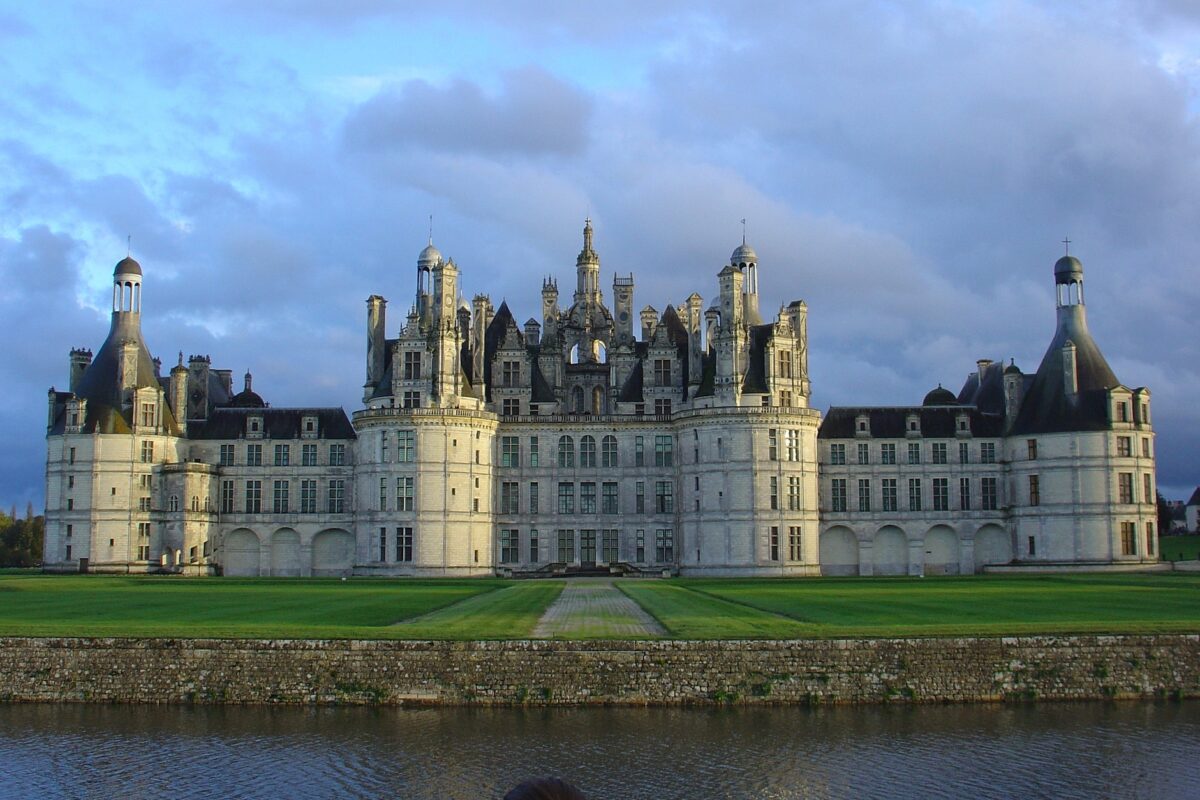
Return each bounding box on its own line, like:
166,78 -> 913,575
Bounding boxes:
635,529 -> 646,562
1029,475 -> 1041,506
636,481 -> 645,514
529,529 -> 540,563
959,477 -> 971,510
882,478 -> 897,512
933,478 -> 948,511
379,477 -> 388,511
396,430 -> 415,462
858,479 -> 871,512
830,478 -> 846,512
393,477 -> 412,511
501,360 -> 520,387
981,477 -> 998,510
881,443 -> 896,465
1146,522 -> 1155,556
329,444 -> 345,466
959,442 -> 969,464
1118,472 -> 1133,504
788,526 -> 802,562
529,436 -> 539,467
273,480 -> 289,513
654,435 -> 673,467
140,440 -> 155,463
788,476 -> 802,511
602,482 -> 619,514
300,480 -> 317,513
635,436 -> 645,466
777,350 -> 793,378
908,478 -> 922,511
396,527 -> 413,562
830,443 -> 845,465
601,435 -> 618,468
140,402 -> 155,427
558,436 -> 574,468
302,444 -> 318,466
558,482 -> 575,514
1116,436 -> 1132,457
655,529 -> 673,562
220,480 -> 234,514
767,429 -> 778,461
769,476 -> 778,510
274,444 -> 290,466
499,482 -> 518,513
1141,438 -> 1151,458
379,527 -> 388,562
786,430 -> 800,462
529,482 -> 539,514
654,358 -> 671,386
219,444 -> 235,465
1144,474 -> 1153,506
403,351 -> 421,380
327,479 -> 345,513
769,526 -> 780,562
1120,521 -> 1136,556
931,442 -> 947,464
907,442 -> 921,464
246,444 -> 262,466
501,436 -> 520,468
244,480 -> 261,513
580,482 -> 597,514
655,481 -> 674,514
857,443 -> 869,464
500,529 -> 519,563
601,529 -> 619,563
980,442 -> 996,463
557,529 -> 575,562
1027,439 -> 1038,460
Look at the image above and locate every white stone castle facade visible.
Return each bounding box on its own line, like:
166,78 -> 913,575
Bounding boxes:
43,222 -> 1160,576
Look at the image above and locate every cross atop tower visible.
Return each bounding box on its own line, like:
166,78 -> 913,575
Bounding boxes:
1062,236 -> 1071,255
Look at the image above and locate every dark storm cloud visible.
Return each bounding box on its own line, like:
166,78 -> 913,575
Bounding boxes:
343,68 -> 592,157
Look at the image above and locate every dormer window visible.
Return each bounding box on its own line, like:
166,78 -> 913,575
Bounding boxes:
301,415 -> 318,438
247,416 -> 263,437
906,415 -> 920,436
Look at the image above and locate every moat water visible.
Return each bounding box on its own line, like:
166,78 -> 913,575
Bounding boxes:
1,702 -> 1197,799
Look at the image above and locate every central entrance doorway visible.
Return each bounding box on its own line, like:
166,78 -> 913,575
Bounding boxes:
580,529 -> 596,565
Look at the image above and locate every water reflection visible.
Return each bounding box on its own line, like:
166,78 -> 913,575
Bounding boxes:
0,702 -> 1196,799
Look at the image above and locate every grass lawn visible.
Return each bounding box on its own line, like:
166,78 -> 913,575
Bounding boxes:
1160,535 -> 1200,562
1,572 -> 1197,640
674,573 -> 1200,638
0,574 -> 560,640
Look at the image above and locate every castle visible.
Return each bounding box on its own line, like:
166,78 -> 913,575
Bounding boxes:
43,222 -> 1160,576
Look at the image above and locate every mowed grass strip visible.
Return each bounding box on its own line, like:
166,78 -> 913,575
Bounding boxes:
1160,535 -> 1200,562
683,573 -> 1200,638
399,581 -> 564,639
618,582 -> 811,639
0,574 -> 504,639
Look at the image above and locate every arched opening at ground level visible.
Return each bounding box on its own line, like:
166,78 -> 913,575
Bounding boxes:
924,525 -> 960,576
222,528 -> 260,577
271,528 -> 301,577
312,529 -> 354,576
974,524 -> 1012,572
820,526 -> 859,576
873,526 -> 907,576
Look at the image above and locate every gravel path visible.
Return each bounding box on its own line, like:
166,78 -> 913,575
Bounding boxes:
533,579 -> 666,638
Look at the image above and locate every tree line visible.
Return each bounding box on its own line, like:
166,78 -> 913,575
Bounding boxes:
0,504 -> 43,567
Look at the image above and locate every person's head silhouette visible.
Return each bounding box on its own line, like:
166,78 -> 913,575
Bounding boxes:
503,777 -> 587,800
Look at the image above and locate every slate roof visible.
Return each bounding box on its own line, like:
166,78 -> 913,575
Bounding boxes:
618,359 -> 644,403
741,323 -> 775,394
188,407 -> 356,440
1186,487 -> 1200,507
1009,305 -> 1121,435
819,406 -> 1005,439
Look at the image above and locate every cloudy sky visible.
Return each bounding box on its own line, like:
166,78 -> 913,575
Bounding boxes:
1,0 -> 1198,508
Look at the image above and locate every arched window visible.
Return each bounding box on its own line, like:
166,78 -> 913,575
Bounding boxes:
569,344 -> 580,364
595,341 -> 607,362
571,385 -> 585,414
580,436 -> 596,467
191,496 -> 199,512
592,386 -> 605,415
602,435 -> 618,468
558,435 -> 574,468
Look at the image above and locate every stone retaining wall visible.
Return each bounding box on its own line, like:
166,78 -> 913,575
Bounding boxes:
0,635 -> 1197,706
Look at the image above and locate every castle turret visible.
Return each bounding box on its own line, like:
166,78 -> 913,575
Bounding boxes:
169,353 -> 188,421
366,295 -> 387,391
69,348 -> 92,393
613,273 -> 634,345
574,218 -> 601,306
